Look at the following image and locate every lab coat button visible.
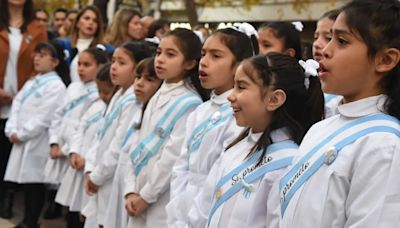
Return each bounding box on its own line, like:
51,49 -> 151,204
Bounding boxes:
324,147 -> 337,165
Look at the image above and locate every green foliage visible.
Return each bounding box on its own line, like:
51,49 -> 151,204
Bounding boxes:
34,0 -> 90,12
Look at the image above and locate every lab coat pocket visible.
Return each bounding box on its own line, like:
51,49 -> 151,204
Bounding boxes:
321,167 -> 348,228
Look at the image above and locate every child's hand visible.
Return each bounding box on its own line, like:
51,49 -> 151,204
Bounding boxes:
125,194 -> 149,216
85,173 -> 98,195
69,153 -> 80,169
125,193 -> 139,216
75,156 -> 85,171
50,144 -> 63,159
10,133 -> 21,144
132,196 -> 149,216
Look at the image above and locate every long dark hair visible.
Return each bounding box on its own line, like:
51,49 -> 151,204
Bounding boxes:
341,0 -> 400,120
212,28 -> 256,63
164,28 -> 210,101
227,53 -> 325,162
0,0 -> 34,32
118,41 -> 154,65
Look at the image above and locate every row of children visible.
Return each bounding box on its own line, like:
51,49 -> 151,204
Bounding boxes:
3,0 -> 400,228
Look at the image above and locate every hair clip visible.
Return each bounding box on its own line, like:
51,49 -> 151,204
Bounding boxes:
291,21 -> 304,32
299,59 -> 319,89
96,44 -> 106,51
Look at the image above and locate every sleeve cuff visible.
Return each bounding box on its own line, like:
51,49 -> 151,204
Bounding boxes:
90,168 -> 105,186
49,135 -> 59,145
140,184 -> 157,204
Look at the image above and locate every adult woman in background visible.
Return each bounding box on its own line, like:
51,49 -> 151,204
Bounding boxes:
104,8 -> 143,47
0,0 -> 47,219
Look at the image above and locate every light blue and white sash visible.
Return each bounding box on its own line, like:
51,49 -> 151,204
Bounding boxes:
62,85 -> 98,115
187,103 -> 232,154
279,113 -> 400,216
121,120 -> 137,148
97,93 -> 136,140
83,109 -> 104,132
21,74 -> 60,104
130,93 -> 202,175
207,140 -> 298,226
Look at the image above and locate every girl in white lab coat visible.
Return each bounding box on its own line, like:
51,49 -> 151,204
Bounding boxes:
312,9 -> 343,118
124,28 -> 208,228
104,57 -> 163,228
4,42 -> 66,228
45,47 -> 109,185
55,63 -> 116,228
192,53 -> 324,228
84,41 -> 153,227
167,27 -> 257,228
280,1 -> 400,227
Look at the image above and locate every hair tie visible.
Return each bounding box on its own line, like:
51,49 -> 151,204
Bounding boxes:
299,59 -> 319,89
291,21 -> 304,32
96,44 -> 106,51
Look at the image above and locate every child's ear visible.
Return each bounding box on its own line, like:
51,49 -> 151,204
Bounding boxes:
52,58 -> 60,68
284,48 -> 296,58
376,47 -> 400,73
183,60 -> 197,71
265,89 -> 286,111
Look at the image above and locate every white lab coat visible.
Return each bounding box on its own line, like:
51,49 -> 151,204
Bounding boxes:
167,90 -> 242,228
89,87 -> 141,226
55,99 -> 105,211
44,81 -> 98,184
104,118 -> 140,228
281,95 -> 400,228
4,71 -> 66,183
124,81 -> 202,228
189,129 -> 297,228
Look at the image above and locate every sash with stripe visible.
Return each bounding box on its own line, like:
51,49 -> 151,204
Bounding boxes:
97,93 -> 136,140
187,103 -> 232,154
121,120 -> 137,148
62,84 -> 98,115
207,141 -> 298,225
83,109 -> 104,132
130,93 -> 202,175
279,113 -> 400,216
21,74 -> 60,104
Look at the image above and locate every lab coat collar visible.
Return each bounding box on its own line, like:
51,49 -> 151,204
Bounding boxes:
337,95 -> 387,118
210,89 -> 232,105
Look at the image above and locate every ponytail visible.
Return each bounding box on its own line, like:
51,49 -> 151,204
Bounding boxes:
383,65 -> 400,119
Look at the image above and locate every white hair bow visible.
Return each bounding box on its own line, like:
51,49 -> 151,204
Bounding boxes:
145,36 -> 160,45
291,21 -> 304,32
96,44 -> 106,51
299,59 -> 319,89
193,30 -> 205,43
235,22 -> 258,38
